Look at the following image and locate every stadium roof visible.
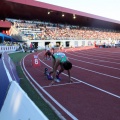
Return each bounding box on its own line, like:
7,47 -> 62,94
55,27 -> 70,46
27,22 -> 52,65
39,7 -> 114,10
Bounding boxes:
1,0 -> 120,30
0,20 -> 11,28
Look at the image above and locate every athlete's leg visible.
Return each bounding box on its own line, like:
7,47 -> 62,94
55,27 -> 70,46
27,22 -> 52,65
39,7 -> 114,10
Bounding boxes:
57,64 -> 64,75
49,55 -> 56,75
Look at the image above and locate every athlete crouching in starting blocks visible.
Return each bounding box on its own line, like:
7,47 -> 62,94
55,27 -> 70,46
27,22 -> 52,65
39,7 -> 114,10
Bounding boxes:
49,52 -> 73,85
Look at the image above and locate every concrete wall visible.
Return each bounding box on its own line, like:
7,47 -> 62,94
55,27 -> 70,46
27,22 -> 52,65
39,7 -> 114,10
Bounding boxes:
0,52 -> 48,120
0,81 -> 48,120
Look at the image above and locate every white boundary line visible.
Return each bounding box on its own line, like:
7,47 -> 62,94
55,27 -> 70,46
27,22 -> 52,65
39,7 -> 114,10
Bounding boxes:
23,53 -> 79,120
37,52 -> 120,99
43,81 -> 81,88
69,57 -> 120,71
75,51 -> 120,61
92,49 -> 120,54
66,52 -> 120,65
39,57 -> 120,99
20,59 -> 66,120
74,48 -> 120,59
23,51 -> 120,119
72,64 -> 120,80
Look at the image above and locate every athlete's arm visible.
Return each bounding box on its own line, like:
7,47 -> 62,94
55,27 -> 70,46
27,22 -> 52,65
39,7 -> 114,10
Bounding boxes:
67,70 -> 72,83
52,59 -> 60,79
67,70 -> 70,79
49,59 -> 60,85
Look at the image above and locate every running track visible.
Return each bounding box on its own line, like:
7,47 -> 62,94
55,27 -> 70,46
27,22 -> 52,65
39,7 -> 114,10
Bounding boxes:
22,47 -> 120,120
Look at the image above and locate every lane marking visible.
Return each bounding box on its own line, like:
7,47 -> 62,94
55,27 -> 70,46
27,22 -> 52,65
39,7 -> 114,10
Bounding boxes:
23,51 -> 120,120
66,52 -> 120,65
69,57 -> 120,71
92,49 -> 120,54
43,81 -> 81,88
73,64 -> 120,80
38,54 -> 120,99
74,49 -> 120,59
23,53 -> 79,120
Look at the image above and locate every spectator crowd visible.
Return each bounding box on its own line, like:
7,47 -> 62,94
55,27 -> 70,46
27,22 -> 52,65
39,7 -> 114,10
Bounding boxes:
7,18 -> 120,47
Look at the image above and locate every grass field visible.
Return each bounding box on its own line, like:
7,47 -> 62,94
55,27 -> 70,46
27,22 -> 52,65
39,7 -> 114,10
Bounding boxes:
9,52 -> 60,120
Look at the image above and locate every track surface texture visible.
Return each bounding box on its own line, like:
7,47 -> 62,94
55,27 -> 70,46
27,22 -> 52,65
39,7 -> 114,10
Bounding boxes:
22,47 -> 120,120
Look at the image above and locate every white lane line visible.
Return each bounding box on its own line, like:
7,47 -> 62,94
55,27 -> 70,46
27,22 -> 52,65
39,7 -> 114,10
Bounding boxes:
74,51 -> 120,61
69,57 -> 120,71
23,51 -> 120,120
66,52 -> 120,65
73,49 -> 120,59
73,64 -> 120,80
38,54 -> 120,99
23,53 -> 79,120
92,49 -> 120,54
43,81 -> 81,88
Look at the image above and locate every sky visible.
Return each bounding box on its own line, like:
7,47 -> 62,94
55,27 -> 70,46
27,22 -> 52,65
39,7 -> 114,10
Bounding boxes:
35,0 -> 120,21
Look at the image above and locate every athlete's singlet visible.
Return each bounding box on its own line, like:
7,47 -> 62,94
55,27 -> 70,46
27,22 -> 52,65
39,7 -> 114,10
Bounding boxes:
53,53 -> 67,63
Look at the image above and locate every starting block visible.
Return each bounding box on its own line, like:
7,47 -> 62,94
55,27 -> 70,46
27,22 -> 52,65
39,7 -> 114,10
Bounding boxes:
44,68 -> 61,82
56,71 -> 61,81
44,68 -> 53,80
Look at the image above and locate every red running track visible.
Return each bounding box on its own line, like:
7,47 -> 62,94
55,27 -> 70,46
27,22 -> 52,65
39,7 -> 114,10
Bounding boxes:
22,47 -> 120,120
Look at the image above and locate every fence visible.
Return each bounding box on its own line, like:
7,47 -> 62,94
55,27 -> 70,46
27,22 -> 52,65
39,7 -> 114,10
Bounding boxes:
0,46 -> 19,52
